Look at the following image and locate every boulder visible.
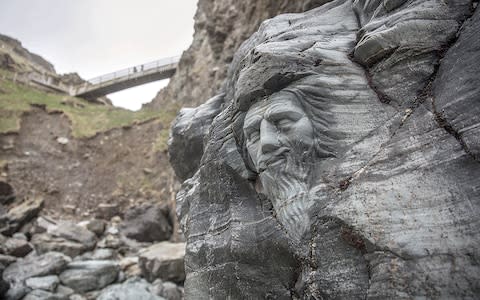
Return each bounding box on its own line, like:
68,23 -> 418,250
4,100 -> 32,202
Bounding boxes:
76,248 -> 116,261
0,263 -> 10,298
48,222 -> 96,248
0,181 -> 15,205
95,204 -> 119,220
59,260 -> 119,293
157,281 -> 183,300
31,221 -> 97,257
96,234 -> 123,249
96,277 -> 165,300
69,294 -> 86,300
85,219 -> 106,237
138,242 -> 186,283
0,197 -> 43,235
4,237 -> 33,257
31,234 -> 90,258
25,275 -> 60,292
23,289 -> 67,300
30,216 -> 57,235
55,285 -> 74,298
3,283 -> 30,300
0,278 -> 8,298
3,252 -> 70,282
0,254 -> 17,266
120,204 -> 172,243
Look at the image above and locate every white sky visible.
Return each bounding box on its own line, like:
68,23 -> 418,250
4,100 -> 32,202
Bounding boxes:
0,0 -> 198,110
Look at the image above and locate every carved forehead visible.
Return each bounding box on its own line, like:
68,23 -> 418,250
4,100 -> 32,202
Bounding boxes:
265,93 -> 304,119
244,91 -> 304,130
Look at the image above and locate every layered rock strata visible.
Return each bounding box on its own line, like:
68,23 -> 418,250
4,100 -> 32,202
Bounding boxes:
149,0 -> 334,108
170,0 -> 480,298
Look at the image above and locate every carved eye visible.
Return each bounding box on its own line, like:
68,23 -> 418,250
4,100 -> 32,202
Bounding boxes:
276,119 -> 294,131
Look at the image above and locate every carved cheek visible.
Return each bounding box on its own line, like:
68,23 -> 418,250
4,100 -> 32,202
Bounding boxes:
279,118 -> 314,148
246,138 -> 261,167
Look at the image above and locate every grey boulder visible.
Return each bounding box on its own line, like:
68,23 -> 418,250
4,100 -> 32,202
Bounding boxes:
138,242 -> 186,283
120,204 -> 172,243
59,260 -> 119,293
97,277 -> 165,300
23,289 -> 67,300
25,275 -> 60,292
3,252 -> 71,283
168,94 -> 224,181
31,221 -> 97,257
4,237 -> 33,257
0,197 -> 43,236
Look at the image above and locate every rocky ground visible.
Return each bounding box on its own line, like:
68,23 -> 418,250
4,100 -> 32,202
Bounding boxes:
0,32 -> 186,300
0,195 -> 185,300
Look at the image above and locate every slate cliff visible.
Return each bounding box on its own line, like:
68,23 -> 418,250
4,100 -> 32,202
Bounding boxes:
169,0 -> 480,298
148,0 -> 331,108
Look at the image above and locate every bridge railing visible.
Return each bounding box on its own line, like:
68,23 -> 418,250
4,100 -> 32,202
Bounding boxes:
87,55 -> 181,85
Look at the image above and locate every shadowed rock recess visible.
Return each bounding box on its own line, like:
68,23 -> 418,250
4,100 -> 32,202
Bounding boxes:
169,0 -> 480,299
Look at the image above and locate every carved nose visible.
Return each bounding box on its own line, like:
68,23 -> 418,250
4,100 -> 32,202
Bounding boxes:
260,120 -> 280,154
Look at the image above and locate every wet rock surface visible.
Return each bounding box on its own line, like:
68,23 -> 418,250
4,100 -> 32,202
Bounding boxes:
170,0 -> 480,298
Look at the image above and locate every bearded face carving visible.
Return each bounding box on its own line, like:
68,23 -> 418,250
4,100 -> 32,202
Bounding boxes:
243,89 -> 322,243
244,90 -> 315,173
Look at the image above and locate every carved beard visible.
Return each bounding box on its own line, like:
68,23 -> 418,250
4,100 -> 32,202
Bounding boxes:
256,145 -> 315,243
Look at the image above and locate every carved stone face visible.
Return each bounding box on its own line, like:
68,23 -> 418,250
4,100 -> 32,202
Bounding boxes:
243,91 -> 314,173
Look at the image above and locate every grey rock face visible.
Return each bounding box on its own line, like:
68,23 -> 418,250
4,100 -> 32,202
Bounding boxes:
149,0 -> 334,109
170,0 -> 480,298
432,7 -> 480,159
120,204 -> 172,243
96,277 -> 165,300
3,252 -> 70,283
59,260 -> 119,293
168,94 -> 224,181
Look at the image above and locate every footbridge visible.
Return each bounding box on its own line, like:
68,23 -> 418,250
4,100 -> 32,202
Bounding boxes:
70,56 -> 180,99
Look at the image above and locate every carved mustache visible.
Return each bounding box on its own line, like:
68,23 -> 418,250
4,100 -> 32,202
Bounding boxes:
257,147 -> 290,172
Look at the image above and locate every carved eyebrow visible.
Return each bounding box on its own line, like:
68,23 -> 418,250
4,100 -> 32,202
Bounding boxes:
265,107 -> 303,121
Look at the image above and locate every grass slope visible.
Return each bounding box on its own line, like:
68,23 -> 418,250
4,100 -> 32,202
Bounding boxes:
0,70 -> 178,140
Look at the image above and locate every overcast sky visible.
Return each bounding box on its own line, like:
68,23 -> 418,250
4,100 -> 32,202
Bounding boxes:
0,0 -> 198,110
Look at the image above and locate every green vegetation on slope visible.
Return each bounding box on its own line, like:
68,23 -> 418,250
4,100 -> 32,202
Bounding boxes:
0,70 -> 178,139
